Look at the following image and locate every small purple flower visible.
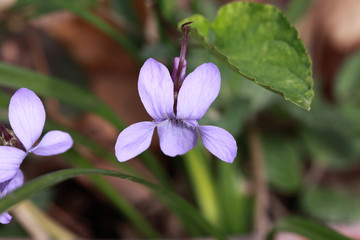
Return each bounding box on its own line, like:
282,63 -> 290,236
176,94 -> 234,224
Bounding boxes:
115,58 -> 237,163
0,88 -> 74,224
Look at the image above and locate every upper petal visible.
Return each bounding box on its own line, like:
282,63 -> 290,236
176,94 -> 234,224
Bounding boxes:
176,63 -> 221,120
0,146 -> 26,182
9,88 -> 46,151
31,130 -> 73,156
198,125 -> 237,163
115,121 -> 156,162
138,58 -> 175,120
157,120 -> 198,157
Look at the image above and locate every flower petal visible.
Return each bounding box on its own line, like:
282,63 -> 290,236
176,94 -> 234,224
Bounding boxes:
0,146 -> 26,182
176,63 -> 221,120
115,121 -> 156,162
9,88 -> 46,151
30,130 -> 73,156
138,58 -> 175,120
0,170 -> 24,224
198,125 -> 237,163
0,212 -> 11,224
1,170 -> 24,195
7,169 -> 24,191
157,120 -> 198,157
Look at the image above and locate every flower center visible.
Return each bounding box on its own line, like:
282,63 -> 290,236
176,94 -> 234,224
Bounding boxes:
0,123 -> 26,151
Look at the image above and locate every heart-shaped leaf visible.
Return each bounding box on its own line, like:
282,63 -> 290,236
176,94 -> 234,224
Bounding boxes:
180,2 -> 314,110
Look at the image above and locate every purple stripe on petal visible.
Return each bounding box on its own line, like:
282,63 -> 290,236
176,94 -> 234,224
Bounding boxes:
157,119 -> 198,157
0,146 -> 26,182
198,125 -> 237,163
31,130 -> 73,156
9,88 -> 46,151
176,63 -> 221,120
115,121 -> 156,162
138,58 -> 175,120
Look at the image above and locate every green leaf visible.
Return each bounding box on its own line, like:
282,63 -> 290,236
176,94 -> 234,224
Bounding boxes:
285,95 -> 360,169
301,127 -> 359,169
52,0 -> 139,59
302,187 -> 360,222
263,135 -> 302,193
13,0 -> 97,16
158,0 -> 177,22
335,50 -> 360,107
217,161 -> 252,234
63,151 -> 160,238
0,63 -> 124,129
268,216 -> 352,240
1,168 -> 227,240
108,0 -> 140,27
13,0 -> 139,60
180,2 -> 314,110
184,146 -> 220,226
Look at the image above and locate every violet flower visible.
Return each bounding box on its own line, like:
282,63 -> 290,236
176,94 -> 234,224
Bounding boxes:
0,88 -> 73,224
115,58 -> 237,163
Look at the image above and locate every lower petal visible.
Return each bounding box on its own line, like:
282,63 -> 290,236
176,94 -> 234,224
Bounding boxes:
0,170 -> 24,224
0,169 -> 24,196
0,179 -> 11,224
0,146 -> 26,182
31,130 -> 73,156
115,121 -> 156,162
157,120 -> 198,157
0,212 -> 12,224
198,125 -> 237,163
3,170 -> 24,195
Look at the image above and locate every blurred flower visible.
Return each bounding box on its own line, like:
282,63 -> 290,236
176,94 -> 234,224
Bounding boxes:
115,58 -> 237,163
0,88 -> 74,224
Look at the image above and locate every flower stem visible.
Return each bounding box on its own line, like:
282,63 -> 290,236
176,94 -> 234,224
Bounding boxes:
174,22 -> 192,91
248,126 -> 270,240
173,22 -> 192,115
184,146 -> 220,226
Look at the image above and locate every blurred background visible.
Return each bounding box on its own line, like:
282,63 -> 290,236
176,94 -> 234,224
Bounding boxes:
0,0 -> 360,239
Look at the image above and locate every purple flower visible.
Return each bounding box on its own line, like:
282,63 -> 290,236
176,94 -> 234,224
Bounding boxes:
115,58 -> 237,163
0,88 -> 74,224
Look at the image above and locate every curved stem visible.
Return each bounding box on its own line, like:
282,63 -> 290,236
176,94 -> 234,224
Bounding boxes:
173,22 -> 192,115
